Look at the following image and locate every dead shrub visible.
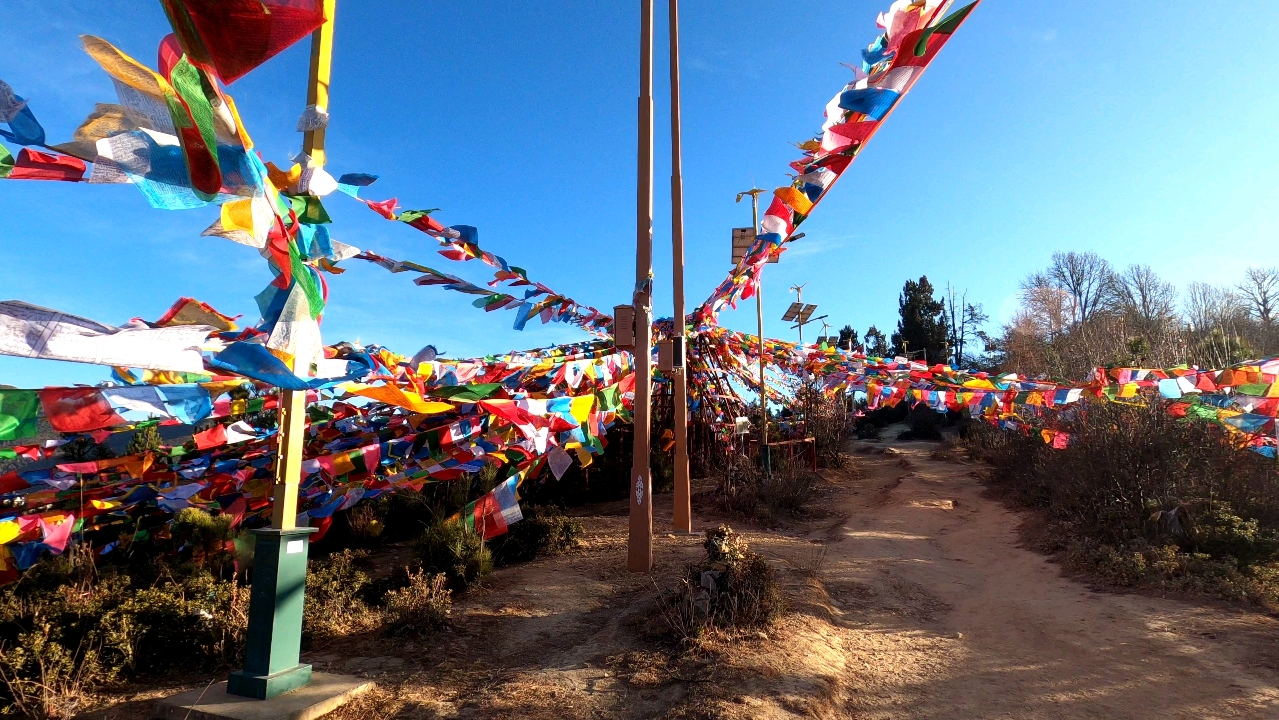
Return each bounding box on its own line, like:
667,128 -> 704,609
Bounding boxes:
714,455 -> 821,526
795,379 -> 849,468
967,398 -> 1279,603
488,506 -> 583,566
0,623 -> 106,719
414,521 -> 492,593
929,436 -> 966,463
659,526 -> 784,643
347,503 -> 386,544
382,569 -> 451,638
303,549 -> 381,641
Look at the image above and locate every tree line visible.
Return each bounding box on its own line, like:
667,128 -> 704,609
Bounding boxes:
833,251 -> 1279,380
835,275 -> 988,367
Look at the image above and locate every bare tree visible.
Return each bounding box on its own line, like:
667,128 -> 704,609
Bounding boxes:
945,284 -> 988,366
1045,251 -> 1113,324
1108,264 -> 1177,327
1016,283 -> 1074,341
1237,267 -> 1279,328
1185,282 -> 1247,332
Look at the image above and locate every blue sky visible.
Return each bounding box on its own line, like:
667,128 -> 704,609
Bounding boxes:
2,0 -> 1278,387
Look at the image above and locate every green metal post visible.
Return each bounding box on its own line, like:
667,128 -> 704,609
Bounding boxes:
227,527 -> 318,699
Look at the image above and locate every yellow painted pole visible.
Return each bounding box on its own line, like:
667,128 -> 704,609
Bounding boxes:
271,0 -> 336,530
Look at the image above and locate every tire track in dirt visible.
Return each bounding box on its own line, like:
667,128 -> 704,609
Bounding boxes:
816,435 -> 1279,719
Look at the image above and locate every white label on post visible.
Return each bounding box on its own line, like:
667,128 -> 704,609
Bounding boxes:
286,540 -> 304,554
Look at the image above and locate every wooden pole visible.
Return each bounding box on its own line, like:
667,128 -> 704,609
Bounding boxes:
629,0 -> 655,572
669,0 -> 691,534
270,0 -> 336,530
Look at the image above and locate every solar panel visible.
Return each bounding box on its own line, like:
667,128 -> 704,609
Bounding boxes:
781,302 -> 804,322
731,227 -> 755,264
730,227 -> 779,265
797,304 -> 818,323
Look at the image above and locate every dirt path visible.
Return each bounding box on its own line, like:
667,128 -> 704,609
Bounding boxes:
808,435 -> 1279,719
86,437 -> 1279,719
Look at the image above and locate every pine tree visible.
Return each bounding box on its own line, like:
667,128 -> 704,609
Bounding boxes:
892,276 -> 948,362
837,324 -> 859,351
864,325 -> 890,357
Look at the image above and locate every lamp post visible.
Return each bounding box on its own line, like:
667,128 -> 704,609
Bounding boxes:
227,0 -> 335,700
735,188 -> 767,470
628,0 -> 655,573
668,0 -> 691,534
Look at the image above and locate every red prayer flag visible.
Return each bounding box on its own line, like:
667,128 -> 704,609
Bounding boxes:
39,388 -> 124,433
828,120 -> 879,145
0,472 -> 29,494
310,515 -> 333,542
194,424 -> 228,450
160,0 -> 327,84
8,149 -> 86,182
364,197 -> 399,219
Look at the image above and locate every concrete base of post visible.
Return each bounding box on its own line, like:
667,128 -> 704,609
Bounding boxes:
153,673 -> 373,720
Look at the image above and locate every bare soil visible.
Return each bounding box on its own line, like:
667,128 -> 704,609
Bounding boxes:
84,432 -> 1279,719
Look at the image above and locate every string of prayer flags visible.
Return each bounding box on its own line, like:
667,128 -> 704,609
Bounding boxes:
696,1 -> 980,323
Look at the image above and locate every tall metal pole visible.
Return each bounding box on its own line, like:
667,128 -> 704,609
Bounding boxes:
669,0 -> 691,534
792,285 -> 804,347
752,194 -> 768,465
629,0 -> 655,572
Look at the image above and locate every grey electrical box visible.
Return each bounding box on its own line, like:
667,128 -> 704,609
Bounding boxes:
658,340 -> 673,373
613,305 -> 635,348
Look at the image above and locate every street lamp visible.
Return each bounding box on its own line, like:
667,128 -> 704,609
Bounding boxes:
734,188 -> 769,469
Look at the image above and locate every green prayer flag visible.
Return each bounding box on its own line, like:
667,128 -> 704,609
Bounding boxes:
287,239 -> 326,319
397,209 -> 440,224
429,384 -> 503,402
0,390 -> 40,442
596,386 -> 622,412
0,143 -> 13,179
288,195 -> 331,224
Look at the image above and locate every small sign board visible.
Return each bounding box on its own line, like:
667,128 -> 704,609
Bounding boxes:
613,305 -> 635,348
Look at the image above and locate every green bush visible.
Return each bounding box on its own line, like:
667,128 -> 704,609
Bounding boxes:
1193,504 -> 1279,567
169,507 -> 238,572
414,521 -> 491,593
488,506 -> 582,566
